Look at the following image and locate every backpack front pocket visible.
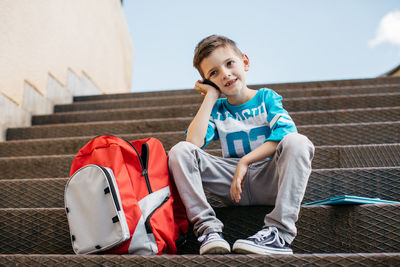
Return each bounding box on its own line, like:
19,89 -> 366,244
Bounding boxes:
65,164 -> 130,254
128,186 -> 170,254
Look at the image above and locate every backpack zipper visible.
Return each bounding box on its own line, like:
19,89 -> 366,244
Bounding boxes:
144,196 -> 170,234
86,135 -> 153,194
122,139 -> 152,194
98,166 -> 121,211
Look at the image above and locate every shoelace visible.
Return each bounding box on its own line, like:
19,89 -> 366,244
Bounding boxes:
198,232 -> 220,243
249,227 -> 285,247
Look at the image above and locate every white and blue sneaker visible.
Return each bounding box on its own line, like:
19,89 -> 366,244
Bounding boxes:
232,227 -> 293,255
198,232 -> 231,255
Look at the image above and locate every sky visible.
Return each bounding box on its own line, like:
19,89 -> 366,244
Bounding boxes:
122,1 -> 400,92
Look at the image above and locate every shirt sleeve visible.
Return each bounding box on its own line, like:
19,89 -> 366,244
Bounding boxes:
265,89 -> 297,142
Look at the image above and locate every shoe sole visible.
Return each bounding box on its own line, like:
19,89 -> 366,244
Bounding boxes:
200,240 -> 231,255
232,240 -> 293,255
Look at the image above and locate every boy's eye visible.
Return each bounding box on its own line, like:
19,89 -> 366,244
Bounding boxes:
227,61 -> 234,66
209,71 -> 217,77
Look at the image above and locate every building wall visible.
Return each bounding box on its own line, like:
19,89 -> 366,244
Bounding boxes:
391,68 -> 400,77
0,0 -> 133,104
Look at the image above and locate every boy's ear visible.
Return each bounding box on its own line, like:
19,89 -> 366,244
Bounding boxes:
243,54 -> 250,71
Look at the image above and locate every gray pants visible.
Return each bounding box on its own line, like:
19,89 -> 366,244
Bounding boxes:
168,133 -> 314,244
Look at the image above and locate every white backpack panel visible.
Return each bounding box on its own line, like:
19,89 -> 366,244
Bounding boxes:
64,164 -> 130,254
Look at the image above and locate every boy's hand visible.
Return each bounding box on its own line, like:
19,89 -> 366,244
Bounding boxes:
195,80 -> 220,98
230,159 -> 249,203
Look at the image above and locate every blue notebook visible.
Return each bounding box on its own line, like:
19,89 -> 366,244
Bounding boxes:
302,195 -> 400,206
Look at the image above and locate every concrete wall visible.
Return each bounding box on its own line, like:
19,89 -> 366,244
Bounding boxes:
0,0 -> 133,141
391,68 -> 400,77
0,0 -> 133,104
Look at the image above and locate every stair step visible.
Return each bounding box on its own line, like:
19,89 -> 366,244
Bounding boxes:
7,117 -> 400,146
2,122 -> 400,156
40,104 -> 201,125
303,167 -> 400,205
0,178 -> 66,208
314,143 -> 400,169
1,253 -> 399,266
33,104 -> 400,125
0,204 -> 398,254
8,118 -> 191,140
260,76 -> 400,90
1,144 -> 399,179
72,77 -> 399,102
71,83 -> 400,103
301,121 -> 399,146
74,88 -> 197,101
1,167 -> 398,208
54,92 -> 400,113
0,136 -> 89,158
221,205 -> 400,253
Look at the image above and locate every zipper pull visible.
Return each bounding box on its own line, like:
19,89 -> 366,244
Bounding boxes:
142,169 -> 148,176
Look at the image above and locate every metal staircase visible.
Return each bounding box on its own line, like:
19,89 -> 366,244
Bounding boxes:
1,76 -> 399,266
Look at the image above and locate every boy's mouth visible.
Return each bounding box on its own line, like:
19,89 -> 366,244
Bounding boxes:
225,78 -> 237,87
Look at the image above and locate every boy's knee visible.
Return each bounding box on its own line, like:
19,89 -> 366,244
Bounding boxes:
281,133 -> 314,160
168,141 -> 197,162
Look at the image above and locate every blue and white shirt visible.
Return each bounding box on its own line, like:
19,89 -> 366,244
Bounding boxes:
201,88 -> 297,158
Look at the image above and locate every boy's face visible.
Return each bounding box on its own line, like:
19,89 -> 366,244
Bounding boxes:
199,46 -> 249,96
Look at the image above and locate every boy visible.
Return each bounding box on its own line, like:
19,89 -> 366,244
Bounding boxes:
168,35 -> 314,255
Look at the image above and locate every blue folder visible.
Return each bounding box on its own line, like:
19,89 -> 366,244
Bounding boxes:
302,195 -> 400,206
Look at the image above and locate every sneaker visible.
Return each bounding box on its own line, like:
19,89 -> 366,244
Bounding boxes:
198,232 -> 231,255
232,227 -> 293,255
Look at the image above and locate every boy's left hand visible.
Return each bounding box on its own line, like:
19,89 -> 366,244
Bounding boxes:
230,160 -> 249,203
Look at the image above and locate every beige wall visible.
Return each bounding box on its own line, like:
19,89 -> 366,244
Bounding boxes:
391,68 -> 400,77
0,0 -> 133,104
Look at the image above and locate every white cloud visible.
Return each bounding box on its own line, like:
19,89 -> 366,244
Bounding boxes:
369,10 -> 400,53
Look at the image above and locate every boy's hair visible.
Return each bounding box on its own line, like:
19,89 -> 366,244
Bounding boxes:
193,35 -> 243,78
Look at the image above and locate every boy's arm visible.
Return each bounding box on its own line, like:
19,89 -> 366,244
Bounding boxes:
230,140 -> 278,203
186,81 -> 220,148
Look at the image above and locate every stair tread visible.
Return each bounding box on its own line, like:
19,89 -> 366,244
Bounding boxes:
1,166 -> 399,208
70,85 -> 400,104
1,253 -> 400,266
55,92 -> 400,113
0,204 -> 399,254
71,76 -> 400,101
33,105 -> 400,125
1,143 -> 399,169
6,120 -> 400,144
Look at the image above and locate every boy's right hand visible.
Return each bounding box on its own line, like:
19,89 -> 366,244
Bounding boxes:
230,159 -> 249,203
195,80 -> 220,98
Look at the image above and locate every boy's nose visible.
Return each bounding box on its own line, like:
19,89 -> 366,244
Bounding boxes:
221,68 -> 231,79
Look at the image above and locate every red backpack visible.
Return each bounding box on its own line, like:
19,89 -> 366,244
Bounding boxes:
65,135 -> 188,255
